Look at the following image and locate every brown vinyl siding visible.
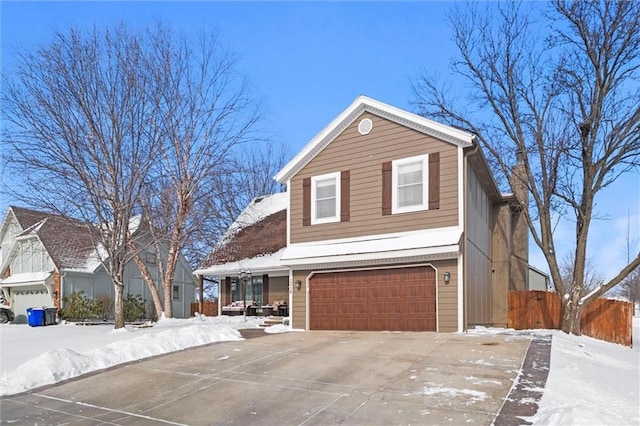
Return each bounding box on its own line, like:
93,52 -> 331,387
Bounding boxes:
290,112 -> 459,244
292,270 -> 311,329
434,258 -> 459,332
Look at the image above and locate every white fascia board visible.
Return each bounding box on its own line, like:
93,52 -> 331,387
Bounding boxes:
275,95 -> 475,184
275,97 -> 367,183
194,266 -> 290,278
281,226 -> 462,260
193,249 -> 290,277
281,246 -> 460,268
286,180 -> 291,246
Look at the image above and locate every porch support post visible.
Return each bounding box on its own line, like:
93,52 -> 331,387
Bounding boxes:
198,275 -> 204,314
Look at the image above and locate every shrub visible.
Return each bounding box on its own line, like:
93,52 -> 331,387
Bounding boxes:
60,291 -> 96,322
94,293 -> 114,321
123,293 -> 146,322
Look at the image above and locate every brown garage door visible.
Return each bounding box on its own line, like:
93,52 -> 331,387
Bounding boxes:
309,266 -> 436,331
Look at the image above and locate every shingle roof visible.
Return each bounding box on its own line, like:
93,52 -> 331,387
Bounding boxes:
10,206 -> 100,271
199,194 -> 287,269
199,209 -> 286,268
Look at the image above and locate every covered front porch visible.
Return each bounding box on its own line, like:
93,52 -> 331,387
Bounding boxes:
194,251 -> 290,317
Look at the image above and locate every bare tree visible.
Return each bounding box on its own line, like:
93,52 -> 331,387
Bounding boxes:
2,25 -> 159,328
179,141 -> 288,269
413,0 -> 640,334
560,253 -> 604,298
136,27 -> 265,318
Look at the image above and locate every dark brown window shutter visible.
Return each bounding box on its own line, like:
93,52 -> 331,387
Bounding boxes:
262,274 -> 269,305
341,170 -> 350,222
225,277 -> 232,306
382,161 -> 392,215
429,152 -> 440,210
302,177 -> 311,226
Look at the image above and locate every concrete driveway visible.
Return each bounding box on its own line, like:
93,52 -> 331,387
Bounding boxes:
1,330 -> 530,425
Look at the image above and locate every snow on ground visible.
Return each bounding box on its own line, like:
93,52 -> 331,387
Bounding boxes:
0,315 -> 291,396
1,316 -> 638,425
529,317 -> 640,425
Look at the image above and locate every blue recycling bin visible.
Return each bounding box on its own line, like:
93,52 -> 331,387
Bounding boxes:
27,307 -> 45,327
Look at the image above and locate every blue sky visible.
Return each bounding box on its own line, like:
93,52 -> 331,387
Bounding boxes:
1,1 -> 638,280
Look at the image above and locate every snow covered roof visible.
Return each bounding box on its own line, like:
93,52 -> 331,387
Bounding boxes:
226,192 -> 287,234
0,271 -> 53,286
196,193 -> 288,275
280,227 -> 463,268
275,95 -> 475,183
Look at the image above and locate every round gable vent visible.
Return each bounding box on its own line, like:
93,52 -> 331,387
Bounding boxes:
358,118 -> 373,135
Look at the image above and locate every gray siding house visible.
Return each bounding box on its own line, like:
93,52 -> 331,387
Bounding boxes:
0,206 -> 196,323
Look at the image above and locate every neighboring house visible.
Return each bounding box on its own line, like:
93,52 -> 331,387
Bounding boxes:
197,96 -> 537,332
528,265 -> 550,291
0,206 -> 197,323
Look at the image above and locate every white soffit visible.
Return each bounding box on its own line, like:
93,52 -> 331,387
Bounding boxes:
274,95 -> 475,183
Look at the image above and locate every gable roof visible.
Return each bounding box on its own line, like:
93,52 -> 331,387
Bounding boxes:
275,95 -> 476,183
197,193 -> 287,271
8,206 -> 101,271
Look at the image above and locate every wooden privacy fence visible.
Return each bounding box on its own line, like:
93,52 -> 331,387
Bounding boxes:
508,291 -> 632,346
190,301 -> 218,317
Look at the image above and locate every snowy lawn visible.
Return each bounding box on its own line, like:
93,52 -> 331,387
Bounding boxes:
529,317 -> 640,425
1,316 -> 638,425
0,314 -> 289,396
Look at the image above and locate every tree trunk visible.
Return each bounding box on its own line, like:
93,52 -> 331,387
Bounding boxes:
163,280 -> 173,319
114,283 -> 125,329
560,292 -> 582,335
129,244 -> 164,320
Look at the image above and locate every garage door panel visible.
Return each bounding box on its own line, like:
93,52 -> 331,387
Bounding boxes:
369,301 -> 402,315
310,266 -> 436,332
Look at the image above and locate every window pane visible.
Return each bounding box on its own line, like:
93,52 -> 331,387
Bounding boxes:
316,198 -> 336,218
397,162 -> 422,185
316,178 -> 336,199
398,184 -> 423,207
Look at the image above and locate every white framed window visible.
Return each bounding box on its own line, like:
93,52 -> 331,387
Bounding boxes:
392,154 -> 429,214
311,172 -> 341,224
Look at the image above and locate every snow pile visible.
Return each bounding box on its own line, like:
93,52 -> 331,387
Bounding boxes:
0,315 -> 291,396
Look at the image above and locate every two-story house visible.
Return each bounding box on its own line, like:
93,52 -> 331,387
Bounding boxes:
0,206 -> 197,323
196,96 -> 531,332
